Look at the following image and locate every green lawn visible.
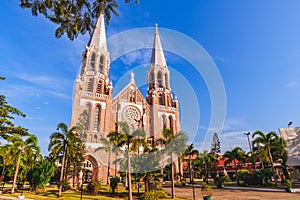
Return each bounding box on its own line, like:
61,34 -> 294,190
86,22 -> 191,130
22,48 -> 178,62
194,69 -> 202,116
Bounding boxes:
0,184 -> 182,200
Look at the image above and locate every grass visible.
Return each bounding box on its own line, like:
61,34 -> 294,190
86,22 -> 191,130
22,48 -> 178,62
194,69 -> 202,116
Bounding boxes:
0,183 -> 188,200
0,184 -> 121,200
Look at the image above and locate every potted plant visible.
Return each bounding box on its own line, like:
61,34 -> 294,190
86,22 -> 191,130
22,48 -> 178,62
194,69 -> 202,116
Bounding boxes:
201,183 -> 212,200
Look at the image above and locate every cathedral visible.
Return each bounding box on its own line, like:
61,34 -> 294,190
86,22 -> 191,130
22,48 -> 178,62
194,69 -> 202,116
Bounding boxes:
70,13 -> 180,183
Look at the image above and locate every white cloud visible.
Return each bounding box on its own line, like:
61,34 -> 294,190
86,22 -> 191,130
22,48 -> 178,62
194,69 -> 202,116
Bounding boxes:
285,81 -> 297,88
119,50 -> 152,66
2,84 -> 70,101
15,73 -> 72,91
223,118 -> 247,131
220,131 -> 251,153
214,56 -> 231,63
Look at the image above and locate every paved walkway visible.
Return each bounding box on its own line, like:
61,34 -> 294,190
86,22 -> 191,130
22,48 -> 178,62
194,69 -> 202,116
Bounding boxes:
0,196 -> 33,200
163,185 -> 300,200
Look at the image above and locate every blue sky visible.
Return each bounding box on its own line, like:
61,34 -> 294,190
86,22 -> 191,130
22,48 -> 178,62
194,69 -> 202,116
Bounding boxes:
1,0 -> 300,155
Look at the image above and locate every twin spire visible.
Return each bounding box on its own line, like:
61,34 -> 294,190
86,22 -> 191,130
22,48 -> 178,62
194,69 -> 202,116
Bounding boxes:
150,24 -> 167,67
88,13 -> 108,52
88,15 -> 166,67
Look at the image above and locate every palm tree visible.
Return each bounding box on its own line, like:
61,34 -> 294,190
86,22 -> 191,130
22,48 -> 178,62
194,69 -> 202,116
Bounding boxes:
223,147 -> 245,186
107,130 -> 123,176
196,150 -> 217,183
116,121 -> 133,200
158,129 -> 187,199
182,144 -> 199,183
6,134 -> 40,193
252,131 -> 280,185
48,122 -> 82,197
96,137 -> 114,184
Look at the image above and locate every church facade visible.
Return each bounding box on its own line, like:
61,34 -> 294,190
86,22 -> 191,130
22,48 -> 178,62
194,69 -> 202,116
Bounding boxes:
70,14 -> 180,183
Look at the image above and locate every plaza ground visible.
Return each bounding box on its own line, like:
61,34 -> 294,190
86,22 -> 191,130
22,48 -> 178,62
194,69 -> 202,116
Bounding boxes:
1,185 -> 300,199
162,186 -> 300,200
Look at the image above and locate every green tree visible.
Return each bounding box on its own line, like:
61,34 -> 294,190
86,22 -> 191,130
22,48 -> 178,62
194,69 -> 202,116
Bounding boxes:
27,156 -> 55,191
210,132 -> 221,153
252,131 -> 279,185
5,134 -> 40,193
48,122 -> 83,197
19,0 -> 138,40
182,143 -> 199,183
158,129 -> 187,199
0,145 -> 15,182
107,130 -> 123,177
223,147 -> 245,186
194,151 -> 217,183
0,77 -> 28,138
115,121 -> 133,200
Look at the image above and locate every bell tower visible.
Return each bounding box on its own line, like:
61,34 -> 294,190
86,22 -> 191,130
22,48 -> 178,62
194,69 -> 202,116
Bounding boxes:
147,25 -> 180,140
71,13 -> 113,143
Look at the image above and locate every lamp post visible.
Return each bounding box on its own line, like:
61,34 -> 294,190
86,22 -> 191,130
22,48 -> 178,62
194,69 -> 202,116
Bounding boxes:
244,132 -> 252,153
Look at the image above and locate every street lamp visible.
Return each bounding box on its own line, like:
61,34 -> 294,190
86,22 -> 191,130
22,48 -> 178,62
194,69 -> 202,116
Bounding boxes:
244,132 -> 252,153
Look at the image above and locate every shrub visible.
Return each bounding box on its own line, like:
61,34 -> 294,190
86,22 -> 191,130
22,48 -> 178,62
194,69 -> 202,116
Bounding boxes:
214,176 -> 225,188
87,180 -> 102,195
110,177 -> 120,194
284,179 -> 292,187
142,190 -> 169,200
60,180 -> 71,192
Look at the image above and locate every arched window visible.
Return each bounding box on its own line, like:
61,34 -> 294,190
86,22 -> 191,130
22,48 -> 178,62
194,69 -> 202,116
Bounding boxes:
94,106 -> 100,131
162,115 -> 167,129
83,134 -> 87,142
87,78 -> 93,92
129,90 -> 135,102
165,74 -> 169,88
96,81 -> 102,94
83,160 -> 92,168
158,94 -> 163,105
99,55 -> 104,72
169,116 -> 173,132
93,135 -> 97,143
85,104 -> 91,131
157,72 -> 162,87
90,53 -> 96,71
166,95 -> 170,107
150,71 -> 155,87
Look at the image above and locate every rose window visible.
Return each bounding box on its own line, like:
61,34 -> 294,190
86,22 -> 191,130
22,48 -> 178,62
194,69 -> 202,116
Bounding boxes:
123,106 -> 140,123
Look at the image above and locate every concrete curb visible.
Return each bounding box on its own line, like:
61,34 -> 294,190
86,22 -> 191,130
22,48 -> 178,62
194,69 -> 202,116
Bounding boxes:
222,186 -> 286,192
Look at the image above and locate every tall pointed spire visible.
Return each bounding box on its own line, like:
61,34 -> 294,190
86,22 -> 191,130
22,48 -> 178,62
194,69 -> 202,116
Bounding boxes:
150,24 -> 167,67
88,13 -> 107,52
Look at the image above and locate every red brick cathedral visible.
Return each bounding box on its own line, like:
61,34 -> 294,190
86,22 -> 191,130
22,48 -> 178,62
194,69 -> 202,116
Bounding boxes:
71,14 -> 180,183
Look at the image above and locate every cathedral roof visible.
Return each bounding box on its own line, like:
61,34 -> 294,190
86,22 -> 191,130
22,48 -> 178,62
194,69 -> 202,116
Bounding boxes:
88,13 -> 108,52
150,24 -> 167,67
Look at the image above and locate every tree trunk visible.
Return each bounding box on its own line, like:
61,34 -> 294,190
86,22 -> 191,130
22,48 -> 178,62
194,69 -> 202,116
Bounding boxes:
127,148 -> 133,200
11,156 -> 21,194
107,151 -> 111,184
268,146 -> 277,185
178,157 -> 182,181
234,160 -> 239,186
171,154 -> 175,199
145,179 -> 149,192
115,152 -> 118,177
58,147 -> 67,197
189,156 -> 193,183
